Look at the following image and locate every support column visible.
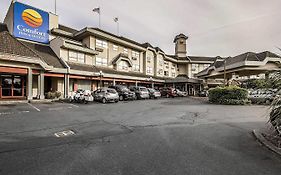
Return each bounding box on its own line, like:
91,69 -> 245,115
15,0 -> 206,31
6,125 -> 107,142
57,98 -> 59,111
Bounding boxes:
39,71 -> 45,99
27,68 -> 33,100
193,85 -> 196,96
152,82 -> 155,89
64,74 -> 69,98
113,79 -> 116,86
173,83 -> 175,88
185,83 -> 188,92
37,75 -> 40,99
135,81 -> 138,87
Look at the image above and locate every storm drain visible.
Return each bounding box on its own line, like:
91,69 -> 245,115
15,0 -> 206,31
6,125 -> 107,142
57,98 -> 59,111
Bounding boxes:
54,130 -> 75,137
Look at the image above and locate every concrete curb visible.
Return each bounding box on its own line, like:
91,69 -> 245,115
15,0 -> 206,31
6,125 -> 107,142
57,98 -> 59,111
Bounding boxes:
252,129 -> 281,156
0,100 -> 28,105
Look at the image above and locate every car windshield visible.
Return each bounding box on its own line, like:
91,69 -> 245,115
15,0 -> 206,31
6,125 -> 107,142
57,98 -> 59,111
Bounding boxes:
120,86 -> 129,91
107,89 -> 117,94
140,87 -> 147,91
148,88 -> 155,92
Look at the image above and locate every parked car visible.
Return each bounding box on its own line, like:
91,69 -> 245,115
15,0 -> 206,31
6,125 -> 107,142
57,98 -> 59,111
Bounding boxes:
160,87 -> 177,98
147,88 -> 161,99
198,90 -> 208,97
248,90 -> 276,104
69,89 -> 94,104
108,85 -> 136,101
175,89 -> 188,97
93,88 -> 119,103
129,86 -> 150,99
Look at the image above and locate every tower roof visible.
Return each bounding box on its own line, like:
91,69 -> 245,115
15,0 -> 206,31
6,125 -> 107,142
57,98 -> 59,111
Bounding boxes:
173,33 -> 188,43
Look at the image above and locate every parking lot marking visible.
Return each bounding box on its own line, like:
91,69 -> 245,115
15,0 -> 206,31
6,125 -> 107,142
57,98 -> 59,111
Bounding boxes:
27,103 -> 41,112
54,130 -> 75,137
0,110 -> 30,116
68,104 -> 79,108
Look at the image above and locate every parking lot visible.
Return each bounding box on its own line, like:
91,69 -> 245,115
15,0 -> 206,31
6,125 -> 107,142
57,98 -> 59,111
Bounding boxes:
0,97 -> 281,175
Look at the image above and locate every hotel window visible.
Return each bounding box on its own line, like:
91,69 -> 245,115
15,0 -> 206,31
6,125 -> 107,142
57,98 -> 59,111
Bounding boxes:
113,45 -> 119,51
147,67 -> 153,74
118,61 -> 129,71
132,51 -> 139,58
147,57 -> 152,63
69,51 -> 85,63
203,64 -> 210,69
96,39 -> 108,48
164,62 -> 169,69
133,64 -> 140,72
157,69 -> 163,75
192,64 -> 199,72
158,59 -> 164,66
164,71 -> 169,76
96,57 -> 108,66
123,48 -> 128,54
172,72 -> 176,77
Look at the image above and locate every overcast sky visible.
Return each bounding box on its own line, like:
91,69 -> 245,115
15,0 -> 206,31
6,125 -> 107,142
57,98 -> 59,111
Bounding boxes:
1,0 -> 281,57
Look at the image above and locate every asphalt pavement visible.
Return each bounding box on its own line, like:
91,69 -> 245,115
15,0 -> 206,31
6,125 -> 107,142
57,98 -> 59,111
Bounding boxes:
0,97 -> 280,175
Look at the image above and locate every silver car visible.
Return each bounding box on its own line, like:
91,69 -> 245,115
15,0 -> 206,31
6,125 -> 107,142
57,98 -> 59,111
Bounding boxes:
93,88 -> 119,103
129,86 -> 150,100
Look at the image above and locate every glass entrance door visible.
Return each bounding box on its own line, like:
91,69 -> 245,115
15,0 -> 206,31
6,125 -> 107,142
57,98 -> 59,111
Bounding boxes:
1,76 -> 12,96
13,76 -> 23,96
0,75 -> 25,99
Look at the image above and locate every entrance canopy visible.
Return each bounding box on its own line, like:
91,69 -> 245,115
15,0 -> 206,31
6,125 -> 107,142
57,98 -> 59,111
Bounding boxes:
196,51 -> 281,79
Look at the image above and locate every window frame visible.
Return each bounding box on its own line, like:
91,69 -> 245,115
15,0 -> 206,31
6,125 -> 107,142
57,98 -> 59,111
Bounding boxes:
96,57 -> 108,66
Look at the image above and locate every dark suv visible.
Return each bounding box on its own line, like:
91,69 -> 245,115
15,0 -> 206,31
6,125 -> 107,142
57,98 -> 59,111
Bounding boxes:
160,87 -> 177,98
108,85 -> 136,101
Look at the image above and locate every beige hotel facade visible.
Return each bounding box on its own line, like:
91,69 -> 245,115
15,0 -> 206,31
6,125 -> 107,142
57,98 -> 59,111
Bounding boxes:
0,2 -> 219,100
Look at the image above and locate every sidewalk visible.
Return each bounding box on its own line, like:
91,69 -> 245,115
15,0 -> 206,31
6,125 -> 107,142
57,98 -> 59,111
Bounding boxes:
0,99 -> 62,105
253,127 -> 281,156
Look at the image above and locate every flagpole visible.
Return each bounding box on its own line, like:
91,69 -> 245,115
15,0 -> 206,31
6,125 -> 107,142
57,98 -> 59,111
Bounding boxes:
114,17 -> 119,36
55,0 -> 57,14
99,11 -> 101,28
117,21 -> 119,36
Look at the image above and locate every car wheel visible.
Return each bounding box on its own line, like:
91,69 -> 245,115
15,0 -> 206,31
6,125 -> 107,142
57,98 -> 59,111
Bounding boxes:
119,95 -> 124,101
115,100 -> 119,103
102,98 -> 106,104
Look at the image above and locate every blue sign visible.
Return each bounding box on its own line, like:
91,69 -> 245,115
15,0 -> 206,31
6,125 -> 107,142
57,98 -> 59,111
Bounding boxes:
13,2 -> 49,43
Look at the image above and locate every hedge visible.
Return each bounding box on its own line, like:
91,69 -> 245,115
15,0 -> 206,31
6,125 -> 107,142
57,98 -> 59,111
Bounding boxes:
208,86 -> 249,105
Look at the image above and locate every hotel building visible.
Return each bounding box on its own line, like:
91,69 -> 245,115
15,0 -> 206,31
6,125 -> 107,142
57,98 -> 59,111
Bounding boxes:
1,2 -> 279,100
0,2 -> 217,100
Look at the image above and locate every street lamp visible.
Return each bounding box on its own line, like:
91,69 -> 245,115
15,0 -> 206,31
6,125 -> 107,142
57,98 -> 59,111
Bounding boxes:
149,77 -> 154,88
99,70 -> 103,88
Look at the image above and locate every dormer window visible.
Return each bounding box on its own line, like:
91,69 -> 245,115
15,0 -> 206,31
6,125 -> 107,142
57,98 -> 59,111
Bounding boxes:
132,51 -> 139,59
69,50 -> 85,63
123,48 -> 128,54
113,45 -> 119,51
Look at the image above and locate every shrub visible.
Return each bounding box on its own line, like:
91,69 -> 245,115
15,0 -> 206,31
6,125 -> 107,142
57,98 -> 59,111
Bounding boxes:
55,91 -> 62,98
46,91 -> 61,99
208,86 -> 248,105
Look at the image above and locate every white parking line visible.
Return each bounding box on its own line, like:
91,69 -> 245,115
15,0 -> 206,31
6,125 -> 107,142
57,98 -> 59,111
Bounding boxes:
0,111 -> 29,116
27,103 -> 41,112
68,104 -> 79,108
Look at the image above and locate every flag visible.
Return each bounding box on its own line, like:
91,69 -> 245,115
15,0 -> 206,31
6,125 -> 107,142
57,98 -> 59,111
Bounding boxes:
114,17 -> 119,22
93,7 -> 100,14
